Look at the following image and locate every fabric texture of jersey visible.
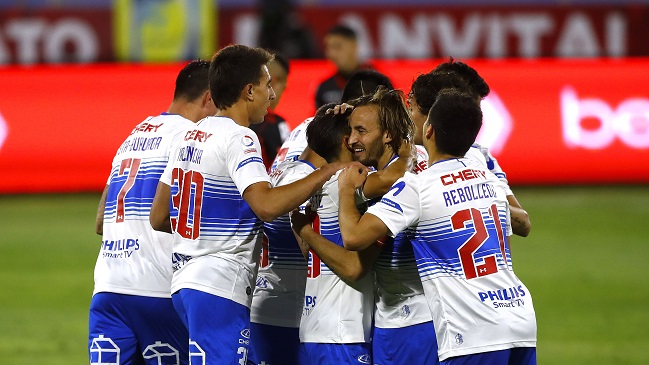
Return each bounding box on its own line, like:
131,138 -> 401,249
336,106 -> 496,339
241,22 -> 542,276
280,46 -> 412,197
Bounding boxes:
271,117 -> 312,170
160,116 -> 271,308
373,146 -> 432,329
94,113 -> 194,298
300,171 -> 374,344
465,143 -> 512,196
367,158 -> 537,361
251,159 -> 314,328
301,342 -> 372,365
89,292 -> 189,365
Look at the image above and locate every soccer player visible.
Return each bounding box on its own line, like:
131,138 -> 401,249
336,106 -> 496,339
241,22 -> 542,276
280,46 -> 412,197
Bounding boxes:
271,69 -> 393,170
248,104 -> 334,365
432,59 -> 531,237
337,89 -> 537,364
249,52 -> 291,170
148,45 -> 358,365
292,87 -> 415,365
315,24 -> 368,109
89,60 -> 216,365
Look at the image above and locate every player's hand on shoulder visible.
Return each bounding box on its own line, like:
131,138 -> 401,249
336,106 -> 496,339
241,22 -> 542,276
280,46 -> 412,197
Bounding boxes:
290,204 -> 315,238
338,163 -> 369,191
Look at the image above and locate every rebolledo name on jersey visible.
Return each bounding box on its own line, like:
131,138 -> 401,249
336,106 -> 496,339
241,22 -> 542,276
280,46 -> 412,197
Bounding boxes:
100,238 -> 140,258
443,183 -> 497,207
478,285 -> 528,309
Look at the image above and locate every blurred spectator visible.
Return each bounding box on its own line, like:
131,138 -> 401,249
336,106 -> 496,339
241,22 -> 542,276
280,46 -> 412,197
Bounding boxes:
250,52 -> 292,171
315,24 -> 371,109
258,0 -> 318,59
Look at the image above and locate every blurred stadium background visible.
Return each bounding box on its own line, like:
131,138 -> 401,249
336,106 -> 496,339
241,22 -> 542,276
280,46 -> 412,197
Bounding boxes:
0,0 -> 648,364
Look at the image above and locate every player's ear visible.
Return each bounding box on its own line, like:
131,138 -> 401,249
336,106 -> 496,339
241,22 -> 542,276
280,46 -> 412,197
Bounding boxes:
244,83 -> 254,101
202,90 -> 212,107
424,122 -> 434,140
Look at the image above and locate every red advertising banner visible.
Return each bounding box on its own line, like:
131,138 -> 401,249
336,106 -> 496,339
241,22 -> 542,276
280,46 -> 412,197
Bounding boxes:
1,5 -> 649,65
0,58 -> 648,193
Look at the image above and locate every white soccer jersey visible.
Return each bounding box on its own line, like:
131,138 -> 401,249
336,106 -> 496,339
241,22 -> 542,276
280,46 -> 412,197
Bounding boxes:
250,159 -> 314,328
367,158 -> 537,361
300,171 -> 374,343
373,146 -> 432,329
94,113 -> 194,298
466,143 -> 513,196
160,116 -> 271,308
270,117 -> 312,170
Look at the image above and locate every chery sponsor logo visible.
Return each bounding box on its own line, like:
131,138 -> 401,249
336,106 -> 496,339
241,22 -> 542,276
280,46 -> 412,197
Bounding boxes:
0,112 -> 7,152
561,87 -> 649,149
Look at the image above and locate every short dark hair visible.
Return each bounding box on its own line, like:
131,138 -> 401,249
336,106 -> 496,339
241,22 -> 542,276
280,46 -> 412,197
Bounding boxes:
173,60 -> 211,101
272,51 -> 290,75
427,88 -> 483,157
341,70 -> 394,103
349,86 -> 414,155
409,71 -> 470,117
306,103 -> 351,163
208,45 -> 274,109
326,24 -> 356,40
433,58 -> 490,99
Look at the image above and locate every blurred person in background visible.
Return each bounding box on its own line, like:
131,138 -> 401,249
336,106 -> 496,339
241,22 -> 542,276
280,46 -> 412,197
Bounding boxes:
89,60 -> 215,365
315,24 -> 371,109
250,52 -> 292,171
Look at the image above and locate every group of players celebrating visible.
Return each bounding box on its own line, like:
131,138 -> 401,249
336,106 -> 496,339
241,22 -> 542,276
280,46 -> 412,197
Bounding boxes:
90,44 -> 536,365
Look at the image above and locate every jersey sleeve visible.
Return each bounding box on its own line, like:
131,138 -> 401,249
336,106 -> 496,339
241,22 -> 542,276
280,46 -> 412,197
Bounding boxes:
469,144 -> 513,196
366,174 -> 420,238
225,129 -> 271,195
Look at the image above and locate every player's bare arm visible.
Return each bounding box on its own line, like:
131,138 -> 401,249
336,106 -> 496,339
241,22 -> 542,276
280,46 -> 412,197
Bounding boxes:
362,140 -> 414,199
290,205 -> 381,282
508,194 -> 531,237
95,185 -> 109,235
338,166 -> 390,251
149,182 -> 172,233
244,161 -> 365,222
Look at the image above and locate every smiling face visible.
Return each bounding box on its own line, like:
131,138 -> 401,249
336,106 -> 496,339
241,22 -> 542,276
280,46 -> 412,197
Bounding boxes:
249,65 -> 276,124
347,105 -> 388,168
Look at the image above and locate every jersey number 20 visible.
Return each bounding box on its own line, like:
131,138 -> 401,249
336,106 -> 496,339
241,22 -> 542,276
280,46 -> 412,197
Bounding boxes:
171,168 -> 205,239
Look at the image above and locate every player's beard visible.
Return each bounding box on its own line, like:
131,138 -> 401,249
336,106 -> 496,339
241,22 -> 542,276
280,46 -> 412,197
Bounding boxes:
357,137 -> 386,169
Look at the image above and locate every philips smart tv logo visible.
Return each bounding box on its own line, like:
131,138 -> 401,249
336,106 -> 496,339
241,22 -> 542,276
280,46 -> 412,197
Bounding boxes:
478,285 -> 527,309
101,238 -> 140,259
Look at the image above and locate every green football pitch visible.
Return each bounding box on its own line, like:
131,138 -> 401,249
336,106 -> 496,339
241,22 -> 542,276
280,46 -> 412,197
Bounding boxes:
1,186 -> 648,364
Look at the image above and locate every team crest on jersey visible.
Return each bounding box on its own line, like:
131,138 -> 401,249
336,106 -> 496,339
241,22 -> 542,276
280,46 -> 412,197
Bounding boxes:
357,354 -> 371,364
241,135 -> 258,153
455,333 -> 464,345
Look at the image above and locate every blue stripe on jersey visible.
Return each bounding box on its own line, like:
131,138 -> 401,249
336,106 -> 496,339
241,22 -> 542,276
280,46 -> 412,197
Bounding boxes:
104,159 -> 168,221
375,230 -> 418,272
169,173 -> 262,237
263,215 -> 308,268
237,157 -> 264,171
413,208 -> 511,281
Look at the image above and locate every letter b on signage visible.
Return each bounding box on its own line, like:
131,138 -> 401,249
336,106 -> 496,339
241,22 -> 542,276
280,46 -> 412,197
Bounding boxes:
561,87 -> 649,149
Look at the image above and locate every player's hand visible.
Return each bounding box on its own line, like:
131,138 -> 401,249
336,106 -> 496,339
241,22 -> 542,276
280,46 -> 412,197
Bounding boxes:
338,163 -> 369,191
290,204 -> 315,238
326,103 -> 354,115
322,161 -> 366,178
